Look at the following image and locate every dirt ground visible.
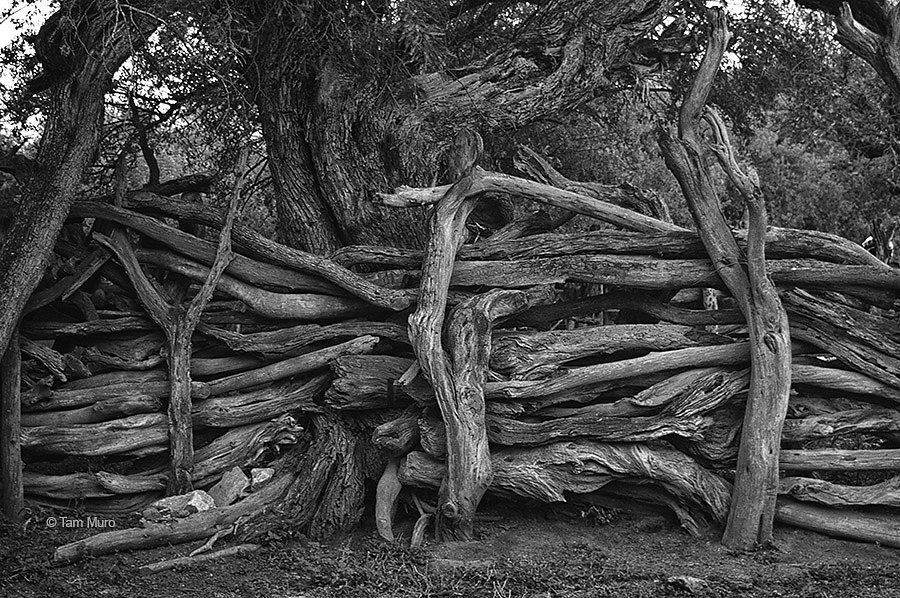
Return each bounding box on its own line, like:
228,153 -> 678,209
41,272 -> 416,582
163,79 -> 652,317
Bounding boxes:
2,501 -> 899,598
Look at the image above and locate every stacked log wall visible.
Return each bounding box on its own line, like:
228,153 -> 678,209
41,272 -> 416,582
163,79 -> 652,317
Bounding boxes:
7,186 -> 900,549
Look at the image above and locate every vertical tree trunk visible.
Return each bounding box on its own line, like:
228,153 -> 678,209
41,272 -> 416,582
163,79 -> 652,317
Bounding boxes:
0,3 -> 168,358
660,8 -> 792,550
166,318 -> 195,494
257,77 -> 344,253
1,329 -> 23,522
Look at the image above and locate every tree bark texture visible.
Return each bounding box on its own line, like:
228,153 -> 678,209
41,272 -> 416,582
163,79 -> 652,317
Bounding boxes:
660,9 -> 792,550
0,2 -> 169,359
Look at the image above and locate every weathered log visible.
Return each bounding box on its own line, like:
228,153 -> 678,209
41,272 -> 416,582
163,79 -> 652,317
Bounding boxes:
513,144 -> 672,222
779,448 -> 900,471
490,324 -> 732,379
21,413 -> 169,457
779,476 -> 900,507
485,372 -> 676,416
269,413 -> 373,541
136,249 -> 369,320
784,289 -> 900,355
482,369 -> 749,447
531,367 -> 736,419
375,459 -> 402,541
399,131 -> 494,541
90,332 -> 164,367
23,471 -> 115,499
441,255 -> 900,291
1,331 -> 23,521
661,8 -> 792,550
199,321 -> 409,356
781,409 -> 900,444
51,469 -> 293,566
331,226 -> 882,270
324,355 -> 422,410
207,336 -> 377,396
193,374 -> 329,428
485,343 -> 752,400
398,442 -> 732,528
87,415 -> 305,494
774,496 -> 900,548
418,408 -> 447,459
92,195 -> 413,310
378,170 -> 686,235
30,492 -> 162,516
22,316 -> 156,338
371,405 -> 421,455
22,377 -> 209,412
190,354 -> 264,378
508,290 -> 745,330
21,394 -> 163,427
24,247 -> 109,314
793,364 -> 900,403
790,316 -> 900,389
433,288 -> 551,539
70,202 -> 350,297
136,544 -> 261,576
20,338 -> 68,382
784,289 -> 900,388
485,413 -> 707,447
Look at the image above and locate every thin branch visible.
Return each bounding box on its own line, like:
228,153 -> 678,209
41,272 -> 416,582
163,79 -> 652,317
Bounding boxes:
94,230 -> 171,328
184,147 -> 249,328
678,8 -> 732,143
129,93 -> 161,188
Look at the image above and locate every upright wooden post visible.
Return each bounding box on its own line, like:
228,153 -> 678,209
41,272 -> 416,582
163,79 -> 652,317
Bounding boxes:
1,328 -> 24,522
659,8 -> 792,550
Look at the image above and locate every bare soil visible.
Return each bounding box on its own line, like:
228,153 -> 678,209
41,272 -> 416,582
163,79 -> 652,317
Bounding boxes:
2,502 -> 899,597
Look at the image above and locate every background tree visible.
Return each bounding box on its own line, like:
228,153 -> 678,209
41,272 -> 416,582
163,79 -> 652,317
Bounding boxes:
0,0 -> 175,360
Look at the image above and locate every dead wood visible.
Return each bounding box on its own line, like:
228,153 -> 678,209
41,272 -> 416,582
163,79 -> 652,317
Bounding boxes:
508,290 -> 746,329
136,249 -> 368,320
23,472 -> 115,499
418,408 -> 447,459
324,355 -> 425,410
371,405 -> 421,455
23,316 -> 156,338
21,413 -> 169,457
443,256 -> 900,291
398,441 -> 732,531
660,8 -> 792,550
20,338 -> 68,382
52,469 -> 292,566
781,409 -> 900,444
332,227 -> 881,270
136,544 -> 260,576
793,364 -> 900,403
780,475 -> 900,507
1,330 -> 23,521
206,336 -> 377,396
490,324 -> 732,379
193,374 -> 329,428
21,394 -> 162,426
780,448 -> 900,471
199,321 -> 409,356
485,343 -> 752,400
375,458 -> 402,541
775,496 -> 900,548
378,170 -> 685,235
112,194 -> 413,310
22,377 -> 209,412
24,248 -> 109,314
